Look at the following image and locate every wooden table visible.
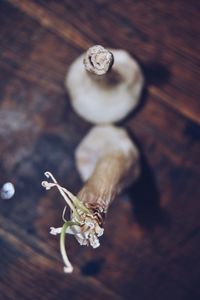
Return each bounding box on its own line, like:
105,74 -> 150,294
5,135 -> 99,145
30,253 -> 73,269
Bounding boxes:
0,1 -> 200,299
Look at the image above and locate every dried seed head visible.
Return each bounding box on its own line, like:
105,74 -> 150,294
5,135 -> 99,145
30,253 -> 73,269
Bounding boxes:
83,45 -> 114,75
41,172 -> 104,273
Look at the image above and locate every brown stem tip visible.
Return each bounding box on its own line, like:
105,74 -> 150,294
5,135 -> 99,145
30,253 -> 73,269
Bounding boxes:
83,45 -> 114,75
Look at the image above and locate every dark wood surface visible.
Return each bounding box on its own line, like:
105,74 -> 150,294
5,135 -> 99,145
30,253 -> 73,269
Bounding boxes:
0,1 -> 200,299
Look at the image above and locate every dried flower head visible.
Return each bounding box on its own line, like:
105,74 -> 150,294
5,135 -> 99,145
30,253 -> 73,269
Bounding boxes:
41,171 -> 104,273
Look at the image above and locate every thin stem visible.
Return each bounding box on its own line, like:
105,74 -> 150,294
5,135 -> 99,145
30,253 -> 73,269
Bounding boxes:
45,172 -> 77,213
62,188 -> 90,214
62,206 -> 67,222
60,221 -> 78,273
56,185 -> 78,216
44,171 -> 90,214
57,184 -> 90,214
42,172 -> 81,221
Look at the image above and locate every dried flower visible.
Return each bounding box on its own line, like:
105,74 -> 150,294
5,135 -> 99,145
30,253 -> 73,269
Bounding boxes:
41,171 -> 104,273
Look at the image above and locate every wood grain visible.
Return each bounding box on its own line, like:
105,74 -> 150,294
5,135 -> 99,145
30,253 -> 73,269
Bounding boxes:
0,0 -> 200,299
8,0 -> 200,123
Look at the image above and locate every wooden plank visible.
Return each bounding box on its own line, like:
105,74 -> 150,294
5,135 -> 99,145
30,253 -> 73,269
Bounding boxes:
0,216 -> 122,300
5,0 -> 91,50
8,0 -> 200,124
0,1 -> 200,299
108,0 -> 200,123
111,0 -> 200,60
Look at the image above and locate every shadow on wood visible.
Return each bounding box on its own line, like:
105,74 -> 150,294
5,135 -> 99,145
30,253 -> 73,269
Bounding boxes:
81,258 -> 105,276
126,134 -> 171,231
142,62 -> 171,86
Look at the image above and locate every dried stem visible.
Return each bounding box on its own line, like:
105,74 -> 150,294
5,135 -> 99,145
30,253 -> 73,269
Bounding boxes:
60,221 -> 76,273
83,45 -> 114,76
78,151 -> 135,221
